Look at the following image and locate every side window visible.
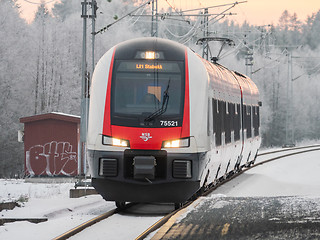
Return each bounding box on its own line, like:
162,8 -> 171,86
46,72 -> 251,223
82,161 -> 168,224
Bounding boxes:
243,105 -> 247,136
253,106 -> 260,136
225,102 -> 231,144
219,101 -> 225,144
234,104 -> 240,141
212,98 -> 218,136
207,98 -> 211,136
247,106 -> 252,138
229,103 -> 235,138
212,98 -> 222,146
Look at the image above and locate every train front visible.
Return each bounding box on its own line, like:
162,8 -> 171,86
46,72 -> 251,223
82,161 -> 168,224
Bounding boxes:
87,38 -> 200,204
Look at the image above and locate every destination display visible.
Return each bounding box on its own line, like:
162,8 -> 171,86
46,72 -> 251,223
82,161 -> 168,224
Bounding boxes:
116,61 -> 182,73
136,63 -> 163,70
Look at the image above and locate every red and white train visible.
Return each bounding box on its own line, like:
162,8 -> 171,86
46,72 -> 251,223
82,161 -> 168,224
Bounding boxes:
87,37 -> 261,207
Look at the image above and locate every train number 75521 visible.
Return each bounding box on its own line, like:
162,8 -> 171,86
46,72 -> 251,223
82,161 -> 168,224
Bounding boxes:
160,121 -> 178,127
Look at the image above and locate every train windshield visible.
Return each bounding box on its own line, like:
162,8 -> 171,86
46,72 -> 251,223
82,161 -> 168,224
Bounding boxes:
111,60 -> 185,127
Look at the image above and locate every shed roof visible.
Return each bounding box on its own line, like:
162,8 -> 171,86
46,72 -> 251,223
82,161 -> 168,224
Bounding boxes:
20,112 -> 80,124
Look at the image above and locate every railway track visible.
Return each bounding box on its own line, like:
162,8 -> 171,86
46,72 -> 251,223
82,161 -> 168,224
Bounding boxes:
136,144 -> 320,240
257,144 -> 320,157
52,145 -> 320,240
52,203 -> 137,240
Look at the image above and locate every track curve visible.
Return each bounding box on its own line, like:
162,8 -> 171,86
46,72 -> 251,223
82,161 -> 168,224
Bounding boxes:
136,145 -> 320,240
52,145 -> 320,240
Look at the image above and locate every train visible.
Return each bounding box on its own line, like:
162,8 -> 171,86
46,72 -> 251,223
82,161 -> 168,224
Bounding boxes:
87,37 -> 261,208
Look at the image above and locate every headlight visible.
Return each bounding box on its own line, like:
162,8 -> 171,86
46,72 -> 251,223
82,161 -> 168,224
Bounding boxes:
162,137 -> 190,148
102,135 -> 130,147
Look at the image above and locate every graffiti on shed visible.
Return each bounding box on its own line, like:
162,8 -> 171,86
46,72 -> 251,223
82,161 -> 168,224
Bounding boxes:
26,141 -> 77,176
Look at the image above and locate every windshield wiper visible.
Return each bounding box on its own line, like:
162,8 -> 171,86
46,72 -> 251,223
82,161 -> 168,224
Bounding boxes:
144,79 -> 170,122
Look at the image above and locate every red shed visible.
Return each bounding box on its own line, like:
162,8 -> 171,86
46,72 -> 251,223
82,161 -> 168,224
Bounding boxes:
20,112 -> 80,177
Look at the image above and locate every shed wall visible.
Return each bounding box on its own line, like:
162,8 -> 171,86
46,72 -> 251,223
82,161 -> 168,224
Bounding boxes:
23,118 -> 79,177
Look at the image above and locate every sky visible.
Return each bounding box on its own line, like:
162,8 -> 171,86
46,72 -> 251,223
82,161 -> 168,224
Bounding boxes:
16,0 -> 59,23
16,0 -> 320,25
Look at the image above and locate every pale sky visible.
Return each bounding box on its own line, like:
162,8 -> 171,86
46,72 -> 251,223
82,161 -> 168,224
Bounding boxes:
16,0 -> 320,25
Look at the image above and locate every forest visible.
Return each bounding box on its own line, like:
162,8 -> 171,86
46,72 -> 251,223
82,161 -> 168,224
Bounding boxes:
1,0 -> 320,177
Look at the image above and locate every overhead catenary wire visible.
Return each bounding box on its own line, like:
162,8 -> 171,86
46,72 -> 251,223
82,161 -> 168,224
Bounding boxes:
162,2 -> 241,32
215,23 -> 276,58
251,54 -> 286,74
162,13 -> 236,17
216,32 -> 290,73
161,2 -> 246,55
93,0 -> 248,60
162,17 -> 201,39
204,3 -> 241,27
128,4 -> 149,27
219,31 -> 276,60
164,0 -> 183,17
94,0 -> 152,35
178,1 -> 247,14
95,0 -> 243,37
291,61 -> 320,81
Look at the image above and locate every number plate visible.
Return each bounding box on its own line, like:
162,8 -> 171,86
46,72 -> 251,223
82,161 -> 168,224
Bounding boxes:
160,121 -> 178,127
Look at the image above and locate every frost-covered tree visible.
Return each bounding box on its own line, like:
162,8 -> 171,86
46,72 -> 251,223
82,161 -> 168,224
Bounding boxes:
51,0 -> 83,115
302,11 -> 320,50
32,3 -> 58,114
0,0 -> 33,177
253,54 -> 289,146
52,0 -> 79,21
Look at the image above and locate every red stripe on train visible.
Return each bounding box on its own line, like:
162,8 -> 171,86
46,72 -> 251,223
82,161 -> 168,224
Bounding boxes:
181,49 -> 190,138
102,48 -> 116,136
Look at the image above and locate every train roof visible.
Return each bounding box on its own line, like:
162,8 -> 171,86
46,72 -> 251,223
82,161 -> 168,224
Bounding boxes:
193,51 -> 259,105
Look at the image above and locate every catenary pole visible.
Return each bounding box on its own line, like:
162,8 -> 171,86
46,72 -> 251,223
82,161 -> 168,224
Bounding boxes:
80,0 -> 88,182
78,0 -> 97,186
202,8 -> 209,60
92,0 -> 97,75
151,0 -> 158,37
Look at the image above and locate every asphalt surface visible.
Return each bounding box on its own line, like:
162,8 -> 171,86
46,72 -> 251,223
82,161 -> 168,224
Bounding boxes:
152,195 -> 320,239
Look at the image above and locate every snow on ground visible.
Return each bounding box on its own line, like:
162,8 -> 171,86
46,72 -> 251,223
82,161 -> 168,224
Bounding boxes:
0,179 -> 114,240
201,148 -> 320,216
214,149 -> 320,197
0,179 -> 73,203
1,146 -> 320,239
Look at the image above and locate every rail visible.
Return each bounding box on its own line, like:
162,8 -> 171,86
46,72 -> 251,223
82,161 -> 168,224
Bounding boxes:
52,203 -> 136,240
